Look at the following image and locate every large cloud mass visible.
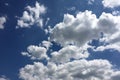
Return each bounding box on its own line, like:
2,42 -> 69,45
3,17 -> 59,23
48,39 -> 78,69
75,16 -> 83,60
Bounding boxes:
19,2 -> 120,80
50,10 -> 120,48
20,59 -> 120,80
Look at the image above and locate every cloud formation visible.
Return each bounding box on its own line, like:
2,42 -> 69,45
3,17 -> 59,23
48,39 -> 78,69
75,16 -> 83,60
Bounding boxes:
50,10 -> 120,52
22,45 -> 48,60
50,45 -> 89,64
19,4 -> 120,80
17,2 -> 46,28
0,17 -> 6,29
50,10 -> 99,46
102,0 -> 120,8
0,76 -> 9,80
20,59 -> 120,80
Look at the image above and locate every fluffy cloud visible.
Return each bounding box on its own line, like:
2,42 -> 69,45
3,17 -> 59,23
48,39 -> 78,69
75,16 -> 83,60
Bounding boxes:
0,17 -> 6,29
50,10 -> 120,51
40,40 -> 52,50
20,10 -> 120,80
17,2 -> 46,28
21,41 -> 52,60
94,12 -> 120,52
50,45 -> 89,64
22,45 -> 48,60
102,0 -> 120,8
50,10 -> 99,47
19,59 -> 120,80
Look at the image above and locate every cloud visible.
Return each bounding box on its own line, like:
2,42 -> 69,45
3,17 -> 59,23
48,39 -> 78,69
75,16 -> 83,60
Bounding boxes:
0,17 -> 6,29
17,2 -> 46,28
21,41 -> 52,60
0,76 -> 9,80
112,11 -> 120,16
22,45 -> 48,60
102,0 -> 120,8
50,10 -> 120,52
19,9 -> 120,80
50,10 -> 99,47
40,40 -> 52,50
50,45 -> 89,64
19,59 -> 120,80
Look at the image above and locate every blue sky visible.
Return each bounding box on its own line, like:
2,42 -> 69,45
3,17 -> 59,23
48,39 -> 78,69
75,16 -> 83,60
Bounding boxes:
0,0 -> 120,80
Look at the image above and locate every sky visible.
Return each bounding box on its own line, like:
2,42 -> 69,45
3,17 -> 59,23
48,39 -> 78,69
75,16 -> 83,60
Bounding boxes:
0,0 -> 120,80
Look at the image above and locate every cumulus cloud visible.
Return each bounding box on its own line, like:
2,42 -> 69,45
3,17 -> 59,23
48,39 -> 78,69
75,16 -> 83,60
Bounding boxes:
21,41 -> 52,60
102,0 -> 120,8
40,40 -> 52,50
0,17 -> 6,29
50,10 -> 120,51
19,59 -> 120,80
22,45 -> 48,60
17,2 -> 46,28
50,10 -> 99,47
19,9 -> 120,80
50,45 -> 89,64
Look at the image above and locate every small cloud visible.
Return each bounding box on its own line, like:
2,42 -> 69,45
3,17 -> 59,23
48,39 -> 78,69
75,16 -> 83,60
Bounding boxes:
5,3 -> 9,6
112,11 -> 120,15
0,16 -> 6,29
102,0 -> 120,8
45,18 -> 50,26
67,7 -> 76,11
88,0 -> 94,5
16,2 -> 46,28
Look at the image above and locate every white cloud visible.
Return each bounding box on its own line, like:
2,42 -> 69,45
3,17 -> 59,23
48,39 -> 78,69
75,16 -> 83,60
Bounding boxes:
102,0 -> 120,8
20,10 -> 120,80
40,40 -> 52,50
17,2 -> 46,28
21,41 -> 52,60
0,17 -> 6,29
0,76 -> 9,80
22,45 -> 48,60
92,43 -> 120,52
50,10 -> 120,52
50,10 -> 99,47
112,11 -> 120,16
19,59 -> 120,80
50,45 -> 89,64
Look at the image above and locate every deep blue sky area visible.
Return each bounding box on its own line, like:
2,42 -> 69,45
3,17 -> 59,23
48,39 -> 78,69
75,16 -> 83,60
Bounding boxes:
0,0 -> 120,80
